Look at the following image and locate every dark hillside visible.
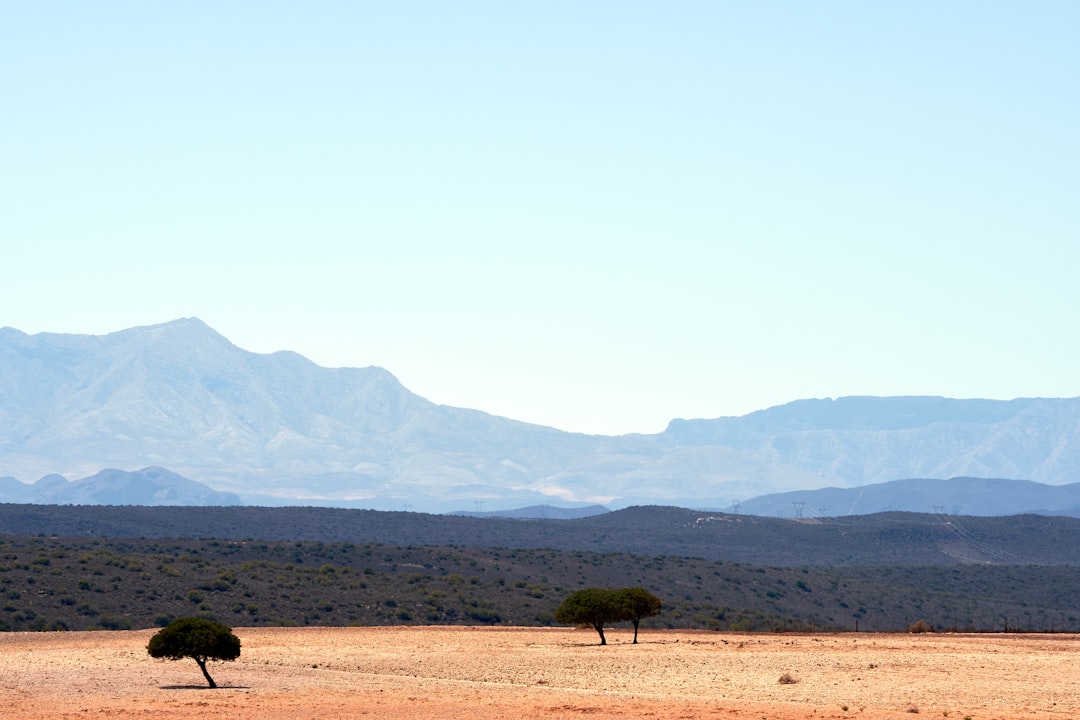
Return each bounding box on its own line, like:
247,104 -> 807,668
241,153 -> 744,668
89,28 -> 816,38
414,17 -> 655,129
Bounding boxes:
3,535 -> 1078,634
2,504 -> 1079,566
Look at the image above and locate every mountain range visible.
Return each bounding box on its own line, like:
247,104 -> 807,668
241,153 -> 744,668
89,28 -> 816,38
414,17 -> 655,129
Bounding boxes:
736,476 -> 1080,518
2,318 -> 1079,513
0,466 -> 241,506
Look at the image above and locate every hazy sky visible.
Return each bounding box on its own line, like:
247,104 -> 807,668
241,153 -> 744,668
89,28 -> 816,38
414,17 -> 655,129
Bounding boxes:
3,2 -> 1078,435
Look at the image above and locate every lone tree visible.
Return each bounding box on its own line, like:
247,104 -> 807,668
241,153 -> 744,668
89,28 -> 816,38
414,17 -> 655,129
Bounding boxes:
619,587 -> 662,644
554,587 -> 625,645
147,617 -> 241,688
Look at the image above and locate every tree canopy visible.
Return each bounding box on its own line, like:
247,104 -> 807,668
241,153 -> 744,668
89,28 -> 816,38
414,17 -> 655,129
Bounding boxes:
620,587 -> 662,643
553,587 -> 662,645
147,616 -> 241,688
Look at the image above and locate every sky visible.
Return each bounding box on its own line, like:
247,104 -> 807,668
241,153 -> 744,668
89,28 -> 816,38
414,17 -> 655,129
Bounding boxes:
3,2 -> 1078,436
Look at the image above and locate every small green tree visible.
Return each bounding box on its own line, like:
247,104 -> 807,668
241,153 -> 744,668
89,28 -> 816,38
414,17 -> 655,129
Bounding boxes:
553,587 -> 626,645
147,616 -> 241,688
618,587 -> 662,644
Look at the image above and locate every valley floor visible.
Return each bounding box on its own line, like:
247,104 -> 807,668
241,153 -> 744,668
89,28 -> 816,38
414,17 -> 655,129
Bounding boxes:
1,626 -> 1077,719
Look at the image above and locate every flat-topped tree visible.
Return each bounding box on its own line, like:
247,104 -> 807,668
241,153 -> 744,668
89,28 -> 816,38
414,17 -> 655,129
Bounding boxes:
554,587 -> 627,645
554,587 -> 664,645
147,617 -> 241,688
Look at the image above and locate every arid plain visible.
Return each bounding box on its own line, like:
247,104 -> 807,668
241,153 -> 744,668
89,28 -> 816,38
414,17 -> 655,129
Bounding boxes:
1,626 -> 1077,720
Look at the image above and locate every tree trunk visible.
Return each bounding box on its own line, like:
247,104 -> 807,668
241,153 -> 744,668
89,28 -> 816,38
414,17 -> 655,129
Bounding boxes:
194,656 -> 217,688
593,622 -> 607,645
632,619 -> 640,644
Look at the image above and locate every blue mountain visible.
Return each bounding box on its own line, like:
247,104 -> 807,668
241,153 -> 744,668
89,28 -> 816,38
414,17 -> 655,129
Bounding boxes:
2,319 -> 1078,513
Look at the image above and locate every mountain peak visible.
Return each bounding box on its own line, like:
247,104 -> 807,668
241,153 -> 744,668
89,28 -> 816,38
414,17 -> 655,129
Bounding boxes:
115,317 -> 228,344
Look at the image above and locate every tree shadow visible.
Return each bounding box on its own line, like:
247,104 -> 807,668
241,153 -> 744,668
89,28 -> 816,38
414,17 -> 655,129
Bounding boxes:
159,685 -> 250,690
557,637 -> 671,648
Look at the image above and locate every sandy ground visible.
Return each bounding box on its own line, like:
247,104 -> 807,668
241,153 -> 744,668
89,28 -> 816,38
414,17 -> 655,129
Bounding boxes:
1,626 -> 1077,719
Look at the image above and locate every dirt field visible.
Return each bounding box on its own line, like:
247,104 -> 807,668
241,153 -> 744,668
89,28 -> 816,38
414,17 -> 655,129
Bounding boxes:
1,626 -> 1077,719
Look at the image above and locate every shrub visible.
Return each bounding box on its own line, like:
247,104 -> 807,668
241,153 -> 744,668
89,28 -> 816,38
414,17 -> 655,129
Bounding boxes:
909,619 -> 934,633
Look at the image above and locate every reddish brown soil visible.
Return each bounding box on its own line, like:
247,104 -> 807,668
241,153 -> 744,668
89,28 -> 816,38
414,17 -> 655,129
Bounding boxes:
2,626 -> 1077,719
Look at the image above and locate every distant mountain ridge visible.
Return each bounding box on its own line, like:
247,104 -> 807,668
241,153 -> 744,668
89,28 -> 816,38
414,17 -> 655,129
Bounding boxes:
737,476 -> 1080,518
0,466 -> 241,506
2,318 -> 1079,512
449,504 -> 611,520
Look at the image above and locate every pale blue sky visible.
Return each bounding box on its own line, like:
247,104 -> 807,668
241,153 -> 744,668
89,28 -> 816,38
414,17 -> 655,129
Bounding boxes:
3,2 -> 1078,435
